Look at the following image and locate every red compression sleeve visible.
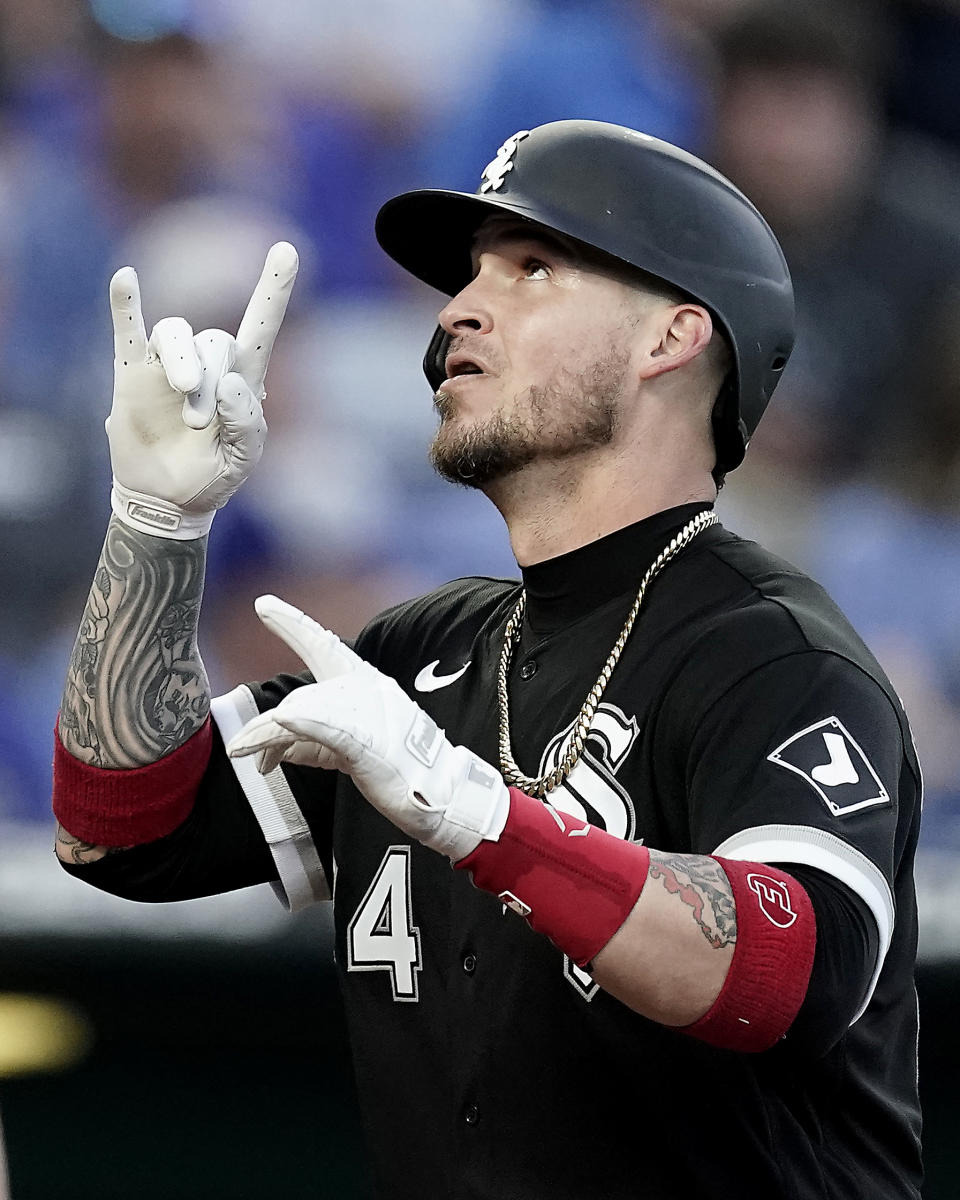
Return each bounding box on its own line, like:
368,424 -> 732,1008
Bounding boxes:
456,787 -> 649,967
457,791 -> 817,1052
681,859 -> 817,1053
52,717 -> 212,846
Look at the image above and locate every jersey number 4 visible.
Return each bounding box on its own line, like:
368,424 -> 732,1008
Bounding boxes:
347,846 -> 423,1002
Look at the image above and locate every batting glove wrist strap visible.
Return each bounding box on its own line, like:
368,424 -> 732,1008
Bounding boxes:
111,481 -> 215,541
405,741 -> 511,861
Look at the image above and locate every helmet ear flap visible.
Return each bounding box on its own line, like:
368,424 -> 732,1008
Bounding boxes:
423,325 -> 450,392
711,376 -> 747,475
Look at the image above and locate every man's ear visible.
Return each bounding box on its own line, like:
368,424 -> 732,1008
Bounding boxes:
642,305 -> 714,379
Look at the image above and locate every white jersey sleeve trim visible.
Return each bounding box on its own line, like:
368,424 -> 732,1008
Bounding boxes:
711,823 -> 894,1024
211,685 -> 330,912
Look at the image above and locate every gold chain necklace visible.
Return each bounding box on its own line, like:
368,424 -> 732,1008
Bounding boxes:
497,509 -> 718,797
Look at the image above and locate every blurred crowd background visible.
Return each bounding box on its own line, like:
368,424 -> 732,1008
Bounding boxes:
1,0 -> 960,1195
1,0 -> 960,905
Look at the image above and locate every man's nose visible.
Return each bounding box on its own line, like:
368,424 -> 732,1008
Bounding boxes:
438,276 -> 495,338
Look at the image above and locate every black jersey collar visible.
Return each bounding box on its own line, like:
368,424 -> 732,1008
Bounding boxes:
520,502 -> 714,632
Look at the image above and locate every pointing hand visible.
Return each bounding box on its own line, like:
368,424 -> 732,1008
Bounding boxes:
225,595 -> 511,863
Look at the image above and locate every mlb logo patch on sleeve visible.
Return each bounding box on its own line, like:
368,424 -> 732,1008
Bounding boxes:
767,716 -> 890,816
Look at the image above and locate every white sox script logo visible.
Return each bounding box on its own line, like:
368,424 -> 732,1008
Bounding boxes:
480,130 -> 530,193
537,703 -> 641,999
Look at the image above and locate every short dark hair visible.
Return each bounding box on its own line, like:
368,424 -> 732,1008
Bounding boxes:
589,246 -> 734,490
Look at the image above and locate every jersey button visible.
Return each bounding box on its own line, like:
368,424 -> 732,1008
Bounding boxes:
462,953 -> 477,974
519,660 -> 537,680
464,1104 -> 480,1126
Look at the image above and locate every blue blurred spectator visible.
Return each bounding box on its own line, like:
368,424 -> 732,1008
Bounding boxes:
417,0 -> 708,193
217,0 -> 530,293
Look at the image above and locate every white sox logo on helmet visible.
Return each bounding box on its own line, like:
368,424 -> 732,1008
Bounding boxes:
480,130 -> 530,193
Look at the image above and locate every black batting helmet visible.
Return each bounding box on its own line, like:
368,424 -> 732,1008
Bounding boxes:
375,120 -> 795,473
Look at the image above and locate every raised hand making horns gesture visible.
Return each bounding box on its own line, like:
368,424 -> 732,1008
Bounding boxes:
106,241 -> 299,540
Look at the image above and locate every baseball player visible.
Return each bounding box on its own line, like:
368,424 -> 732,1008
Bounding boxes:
52,122 -> 922,1198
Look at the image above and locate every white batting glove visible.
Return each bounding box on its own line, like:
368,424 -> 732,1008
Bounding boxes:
225,595 -> 511,863
107,241 -> 299,539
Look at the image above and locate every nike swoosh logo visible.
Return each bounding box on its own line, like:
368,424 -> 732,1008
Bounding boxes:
414,660 -> 471,692
811,732 -> 860,787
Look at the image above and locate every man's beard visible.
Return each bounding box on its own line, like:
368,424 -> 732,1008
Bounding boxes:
429,352 -> 627,489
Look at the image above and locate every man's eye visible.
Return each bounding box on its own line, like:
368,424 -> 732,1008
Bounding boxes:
523,258 -> 550,279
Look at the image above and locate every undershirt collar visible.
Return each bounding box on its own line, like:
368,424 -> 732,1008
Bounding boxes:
519,502 -> 715,633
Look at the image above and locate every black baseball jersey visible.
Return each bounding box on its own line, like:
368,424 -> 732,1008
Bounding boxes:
69,504 -> 923,1199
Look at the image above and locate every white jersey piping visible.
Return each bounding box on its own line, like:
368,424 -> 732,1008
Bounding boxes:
211,685 -> 330,911
712,823 -> 895,1024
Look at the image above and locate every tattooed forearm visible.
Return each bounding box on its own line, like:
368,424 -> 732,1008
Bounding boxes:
55,823 -> 127,865
647,850 -> 738,949
59,517 -> 211,768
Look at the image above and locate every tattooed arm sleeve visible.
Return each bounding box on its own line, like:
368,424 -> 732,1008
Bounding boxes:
646,850 -> 738,949
590,847 -> 815,1045
55,518 -> 210,862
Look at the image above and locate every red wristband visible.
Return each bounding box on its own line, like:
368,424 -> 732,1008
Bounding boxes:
52,717 -> 212,846
680,859 -> 817,1053
456,787 -> 650,967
